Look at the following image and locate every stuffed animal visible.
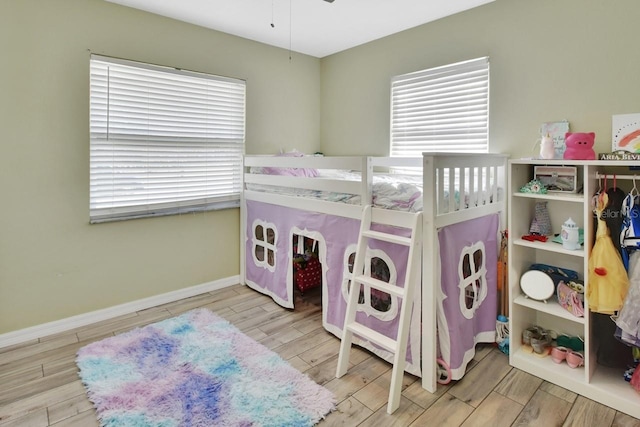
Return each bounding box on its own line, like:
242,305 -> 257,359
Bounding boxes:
563,132 -> 596,160
540,133 -> 555,159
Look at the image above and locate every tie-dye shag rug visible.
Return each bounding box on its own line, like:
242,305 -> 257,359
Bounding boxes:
76,308 -> 335,426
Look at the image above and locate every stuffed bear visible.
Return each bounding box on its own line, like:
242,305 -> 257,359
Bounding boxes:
563,132 -> 596,160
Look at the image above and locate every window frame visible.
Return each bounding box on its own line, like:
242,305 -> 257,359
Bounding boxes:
458,241 -> 488,319
252,220 -> 277,272
342,246 -> 399,321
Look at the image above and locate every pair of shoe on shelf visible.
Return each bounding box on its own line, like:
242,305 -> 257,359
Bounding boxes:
550,346 -> 584,368
522,325 -> 553,354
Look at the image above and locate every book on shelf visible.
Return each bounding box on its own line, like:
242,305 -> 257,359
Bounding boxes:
599,151 -> 640,160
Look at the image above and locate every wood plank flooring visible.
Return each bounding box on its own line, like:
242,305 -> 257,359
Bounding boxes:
1,284 -> 639,426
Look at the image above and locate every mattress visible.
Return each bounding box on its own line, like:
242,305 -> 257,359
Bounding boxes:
246,169 -> 424,212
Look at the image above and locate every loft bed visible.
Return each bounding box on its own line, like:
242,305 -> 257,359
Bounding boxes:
240,152 -> 508,392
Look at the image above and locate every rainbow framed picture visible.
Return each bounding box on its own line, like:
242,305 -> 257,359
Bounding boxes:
612,113 -> 640,153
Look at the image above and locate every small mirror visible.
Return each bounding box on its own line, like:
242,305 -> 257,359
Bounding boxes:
520,270 -> 555,302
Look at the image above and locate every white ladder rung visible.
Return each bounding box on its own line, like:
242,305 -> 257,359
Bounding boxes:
361,230 -> 411,246
353,275 -> 405,298
346,323 -> 397,353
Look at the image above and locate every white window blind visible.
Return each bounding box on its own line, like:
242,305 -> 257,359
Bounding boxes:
89,55 -> 246,223
390,57 -> 489,156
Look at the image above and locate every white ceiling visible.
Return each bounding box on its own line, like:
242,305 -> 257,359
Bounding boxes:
105,0 -> 494,58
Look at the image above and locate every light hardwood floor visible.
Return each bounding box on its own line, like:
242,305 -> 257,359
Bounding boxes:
1,284 -> 639,427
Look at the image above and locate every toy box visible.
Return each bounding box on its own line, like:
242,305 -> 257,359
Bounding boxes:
293,257 -> 322,293
534,166 -> 580,193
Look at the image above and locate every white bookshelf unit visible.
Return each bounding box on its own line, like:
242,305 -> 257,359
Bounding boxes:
508,159 -> 640,419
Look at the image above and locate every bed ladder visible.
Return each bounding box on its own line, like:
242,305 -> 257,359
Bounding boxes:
335,205 -> 422,414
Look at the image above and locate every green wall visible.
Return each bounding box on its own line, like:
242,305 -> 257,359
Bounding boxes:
0,0 -> 320,334
320,0 -> 640,158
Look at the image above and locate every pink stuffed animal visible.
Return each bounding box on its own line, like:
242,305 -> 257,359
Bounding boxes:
563,132 -> 596,160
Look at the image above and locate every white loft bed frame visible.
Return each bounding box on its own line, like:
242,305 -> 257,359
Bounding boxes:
240,153 -> 508,393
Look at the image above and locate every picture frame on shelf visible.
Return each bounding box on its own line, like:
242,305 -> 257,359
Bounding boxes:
612,113 -> 640,153
540,120 -> 570,159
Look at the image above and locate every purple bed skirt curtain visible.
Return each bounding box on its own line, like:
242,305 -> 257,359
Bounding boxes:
437,213 -> 499,380
244,200 -> 421,375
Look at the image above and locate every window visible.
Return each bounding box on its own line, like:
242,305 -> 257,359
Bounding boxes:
458,241 -> 488,319
89,55 -> 246,223
390,57 -> 489,156
342,246 -> 398,321
253,221 -> 276,271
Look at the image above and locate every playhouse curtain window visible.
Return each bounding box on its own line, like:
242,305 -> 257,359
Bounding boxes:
89,55 -> 246,223
390,57 -> 489,156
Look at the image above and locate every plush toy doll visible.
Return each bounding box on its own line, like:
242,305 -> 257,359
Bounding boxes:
563,132 -> 596,160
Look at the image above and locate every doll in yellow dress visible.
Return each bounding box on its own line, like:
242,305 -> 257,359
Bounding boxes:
588,191 -> 629,314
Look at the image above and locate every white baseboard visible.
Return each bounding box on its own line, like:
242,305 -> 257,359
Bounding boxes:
0,276 -> 240,350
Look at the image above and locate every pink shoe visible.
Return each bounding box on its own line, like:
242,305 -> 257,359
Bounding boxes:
566,351 -> 584,368
551,346 -> 568,364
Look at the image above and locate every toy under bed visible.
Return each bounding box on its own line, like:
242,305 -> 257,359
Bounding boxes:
241,153 -> 507,392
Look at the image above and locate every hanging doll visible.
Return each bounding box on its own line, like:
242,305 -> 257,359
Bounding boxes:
588,191 -> 630,315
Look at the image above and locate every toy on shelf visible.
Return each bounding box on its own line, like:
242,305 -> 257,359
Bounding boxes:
522,234 -> 548,242
563,132 -> 596,160
519,179 -> 547,194
529,201 -> 552,236
561,217 -> 581,250
539,133 -> 556,159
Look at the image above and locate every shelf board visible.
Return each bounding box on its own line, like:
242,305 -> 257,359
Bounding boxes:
510,348 -> 587,385
512,191 -> 585,203
514,294 -> 586,324
510,158 -> 640,167
513,238 -> 585,257
511,350 -> 640,419
591,365 -> 640,418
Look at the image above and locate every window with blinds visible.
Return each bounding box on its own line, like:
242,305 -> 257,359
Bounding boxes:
390,57 -> 489,157
89,55 -> 246,223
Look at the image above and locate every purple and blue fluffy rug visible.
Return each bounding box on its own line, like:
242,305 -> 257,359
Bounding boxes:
76,308 -> 335,426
